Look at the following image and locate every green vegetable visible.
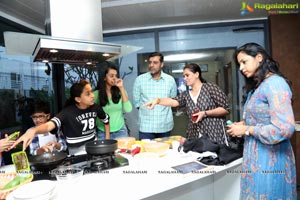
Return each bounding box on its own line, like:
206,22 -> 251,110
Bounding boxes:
1,151 -> 32,191
2,175 -> 28,190
8,131 -> 20,141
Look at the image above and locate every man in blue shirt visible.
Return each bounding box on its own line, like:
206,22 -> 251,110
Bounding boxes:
133,52 -> 177,139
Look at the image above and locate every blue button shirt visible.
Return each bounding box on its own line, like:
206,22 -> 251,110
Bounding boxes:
133,72 -> 177,133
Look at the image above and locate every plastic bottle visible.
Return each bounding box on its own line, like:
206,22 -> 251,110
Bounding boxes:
226,120 -> 233,126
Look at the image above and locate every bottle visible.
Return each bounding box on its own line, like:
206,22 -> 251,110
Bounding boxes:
226,120 -> 242,138
226,120 -> 233,126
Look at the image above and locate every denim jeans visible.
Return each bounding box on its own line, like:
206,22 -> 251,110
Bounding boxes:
98,125 -> 129,140
139,131 -> 171,140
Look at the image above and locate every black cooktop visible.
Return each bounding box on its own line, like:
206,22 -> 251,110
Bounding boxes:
31,153 -> 128,181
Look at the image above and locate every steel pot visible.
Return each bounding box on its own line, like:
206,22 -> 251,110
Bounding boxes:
85,139 -> 117,155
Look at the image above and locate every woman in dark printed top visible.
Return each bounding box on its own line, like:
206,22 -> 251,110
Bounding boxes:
145,63 -> 230,144
12,80 -> 110,155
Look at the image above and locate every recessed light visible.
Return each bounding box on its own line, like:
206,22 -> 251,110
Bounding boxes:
103,53 -> 110,57
42,60 -> 49,63
164,53 -> 210,62
49,49 -> 58,53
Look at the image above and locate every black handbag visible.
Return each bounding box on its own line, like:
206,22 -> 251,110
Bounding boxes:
182,136 -> 220,153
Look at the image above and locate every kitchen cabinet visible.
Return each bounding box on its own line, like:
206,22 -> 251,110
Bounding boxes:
268,14 -> 300,121
268,14 -> 300,187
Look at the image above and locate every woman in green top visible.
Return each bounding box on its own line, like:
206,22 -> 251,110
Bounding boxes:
94,63 -> 132,139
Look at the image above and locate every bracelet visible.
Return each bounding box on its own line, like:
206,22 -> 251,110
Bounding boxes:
245,126 -> 250,136
156,98 -> 160,104
204,111 -> 207,118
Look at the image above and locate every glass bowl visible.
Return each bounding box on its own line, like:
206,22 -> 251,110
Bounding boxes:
51,167 -> 83,183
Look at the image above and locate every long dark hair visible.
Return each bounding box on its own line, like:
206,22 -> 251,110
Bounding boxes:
64,79 -> 90,107
183,63 -> 207,83
234,43 -> 291,104
97,63 -> 121,106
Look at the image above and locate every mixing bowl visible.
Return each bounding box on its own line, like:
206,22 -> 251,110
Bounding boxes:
52,166 -> 83,183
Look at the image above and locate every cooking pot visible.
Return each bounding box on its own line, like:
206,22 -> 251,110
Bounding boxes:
85,139 -> 117,155
28,151 -> 67,170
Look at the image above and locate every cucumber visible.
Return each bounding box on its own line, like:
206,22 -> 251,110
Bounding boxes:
2,176 -> 22,190
2,174 -> 31,190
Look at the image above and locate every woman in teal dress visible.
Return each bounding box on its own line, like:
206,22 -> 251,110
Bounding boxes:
227,43 -> 296,199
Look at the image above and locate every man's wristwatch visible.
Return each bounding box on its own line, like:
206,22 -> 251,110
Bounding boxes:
245,126 -> 250,136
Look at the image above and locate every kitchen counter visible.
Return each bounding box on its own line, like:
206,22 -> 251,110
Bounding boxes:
2,150 -> 242,200
56,150 -> 242,200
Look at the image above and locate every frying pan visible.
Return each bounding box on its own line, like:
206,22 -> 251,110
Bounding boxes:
28,151 -> 68,170
85,139 -> 117,155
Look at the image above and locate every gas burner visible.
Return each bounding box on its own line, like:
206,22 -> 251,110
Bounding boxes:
87,152 -> 114,161
83,153 -> 129,174
31,153 -> 129,179
90,159 -> 108,170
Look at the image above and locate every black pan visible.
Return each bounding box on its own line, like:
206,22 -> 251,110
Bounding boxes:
28,151 -> 68,170
85,139 -> 117,155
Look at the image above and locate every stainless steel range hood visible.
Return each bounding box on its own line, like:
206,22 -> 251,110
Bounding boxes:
4,0 -> 140,65
32,37 -> 121,65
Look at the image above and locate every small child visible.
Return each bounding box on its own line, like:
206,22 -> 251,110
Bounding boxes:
28,100 -> 67,155
13,80 -> 110,156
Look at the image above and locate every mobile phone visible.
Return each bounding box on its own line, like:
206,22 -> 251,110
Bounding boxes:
8,131 -> 20,141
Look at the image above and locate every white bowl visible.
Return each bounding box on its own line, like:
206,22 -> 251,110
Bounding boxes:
11,180 -> 56,200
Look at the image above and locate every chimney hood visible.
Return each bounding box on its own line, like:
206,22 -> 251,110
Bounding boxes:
4,0 -> 140,65
32,37 -> 121,65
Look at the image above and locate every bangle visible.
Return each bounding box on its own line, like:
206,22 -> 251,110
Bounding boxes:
204,111 -> 207,118
245,126 -> 250,136
156,98 -> 160,104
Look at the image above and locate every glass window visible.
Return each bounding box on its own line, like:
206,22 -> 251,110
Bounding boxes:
0,46 -> 54,134
64,64 -> 99,96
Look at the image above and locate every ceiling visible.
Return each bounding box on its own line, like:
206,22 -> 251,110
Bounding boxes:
0,0 -> 297,35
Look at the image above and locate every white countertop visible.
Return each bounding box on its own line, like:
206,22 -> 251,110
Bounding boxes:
3,150 -> 242,200
56,150 -> 242,200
